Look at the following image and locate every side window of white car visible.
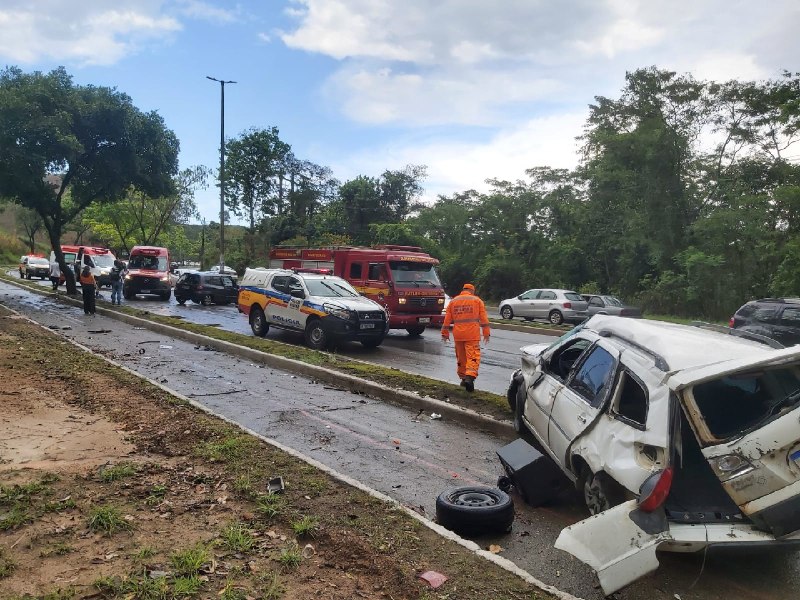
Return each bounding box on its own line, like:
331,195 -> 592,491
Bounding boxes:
610,370 -> 649,428
567,346 -> 615,408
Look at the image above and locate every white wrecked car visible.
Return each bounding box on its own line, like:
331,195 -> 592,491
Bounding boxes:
507,315 -> 800,595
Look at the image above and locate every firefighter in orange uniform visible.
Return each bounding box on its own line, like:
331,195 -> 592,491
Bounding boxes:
441,283 -> 490,392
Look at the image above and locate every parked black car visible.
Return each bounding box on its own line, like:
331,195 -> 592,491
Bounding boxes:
730,297 -> 800,346
581,294 -> 643,318
174,271 -> 239,306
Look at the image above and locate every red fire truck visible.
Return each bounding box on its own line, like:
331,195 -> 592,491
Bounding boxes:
269,245 -> 446,335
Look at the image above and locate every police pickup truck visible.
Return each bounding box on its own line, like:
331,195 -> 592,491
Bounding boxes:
237,268 -> 389,349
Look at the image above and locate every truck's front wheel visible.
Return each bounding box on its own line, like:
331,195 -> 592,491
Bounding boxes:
305,319 -> 328,350
250,306 -> 269,337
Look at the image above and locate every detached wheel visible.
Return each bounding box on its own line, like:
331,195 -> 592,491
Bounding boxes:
406,325 -> 426,337
548,310 -> 564,325
436,486 -> 514,536
249,306 -> 269,337
305,319 -> 328,350
500,306 -> 514,320
581,470 -> 626,516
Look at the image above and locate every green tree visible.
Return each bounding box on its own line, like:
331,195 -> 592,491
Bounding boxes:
17,207 -> 43,253
0,66 -> 179,293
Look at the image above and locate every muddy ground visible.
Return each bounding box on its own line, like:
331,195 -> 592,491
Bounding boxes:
0,310 -> 549,600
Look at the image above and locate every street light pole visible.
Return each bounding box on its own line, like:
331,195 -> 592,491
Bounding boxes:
206,76 -> 236,273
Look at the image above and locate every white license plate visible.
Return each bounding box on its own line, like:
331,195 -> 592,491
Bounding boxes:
360,323 -> 375,329
418,317 -> 431,324
139,289 -> 150,294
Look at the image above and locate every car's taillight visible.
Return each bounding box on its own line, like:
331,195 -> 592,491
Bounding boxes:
728,317 -> 735,328
637,467 -> 673,512
563,302 -> 572,309
197,285 -> 204,290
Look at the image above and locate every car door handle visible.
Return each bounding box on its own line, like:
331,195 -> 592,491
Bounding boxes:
577,415 -> 587,424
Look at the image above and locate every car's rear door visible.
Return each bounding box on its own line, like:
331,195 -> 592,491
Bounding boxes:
775,306 -> 800,346
548,341 -> 620,469
534,290 -> 556,319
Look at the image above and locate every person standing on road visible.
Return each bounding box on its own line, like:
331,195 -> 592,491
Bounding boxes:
79,265 -> 97,315
49,260 -> 61,291
109,259 -> 124,305
441,283 -> 490,392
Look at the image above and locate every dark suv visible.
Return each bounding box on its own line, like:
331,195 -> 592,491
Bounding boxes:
175,271 -> 239,306
730,297 -> 800,346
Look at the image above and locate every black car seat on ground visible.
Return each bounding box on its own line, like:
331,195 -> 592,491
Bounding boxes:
435,486 -> 514,536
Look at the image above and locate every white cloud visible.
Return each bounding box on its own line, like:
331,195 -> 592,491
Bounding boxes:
281,0 -> 799,129
174,0 -> 239,23
0,1 -> 181,66
329,111 -> 587,200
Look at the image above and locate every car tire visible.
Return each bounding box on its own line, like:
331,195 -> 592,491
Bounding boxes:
581,469 -> 626,516
305,319 -> 328,350
406,325 -> 426,337
123,290 -> 134,300
435,486 -> 514,536
26,273 -> 31,280
500,305 -> 514,320
250,306 -> 269,337
548,310 -> 564,325
176,297 -> 186,305
201,293 -> 213,306
160,291 -> 171,301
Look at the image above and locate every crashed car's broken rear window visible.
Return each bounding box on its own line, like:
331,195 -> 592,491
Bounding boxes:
692,367 -> 800,439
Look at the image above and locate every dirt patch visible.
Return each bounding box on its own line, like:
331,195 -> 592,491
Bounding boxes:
0,312 -> 551,599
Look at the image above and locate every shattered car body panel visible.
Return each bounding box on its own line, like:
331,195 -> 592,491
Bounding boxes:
556,500 -> 800,596
509,315 -> 800,594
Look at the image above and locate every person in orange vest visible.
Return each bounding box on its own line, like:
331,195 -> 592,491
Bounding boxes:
441,283 -> 490,392
79,265 -> 97,315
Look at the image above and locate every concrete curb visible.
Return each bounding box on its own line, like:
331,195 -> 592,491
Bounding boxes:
0,302 -> 586,600
1,277 -> 514,436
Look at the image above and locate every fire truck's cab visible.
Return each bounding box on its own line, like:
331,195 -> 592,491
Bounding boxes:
269,245 -> 445,336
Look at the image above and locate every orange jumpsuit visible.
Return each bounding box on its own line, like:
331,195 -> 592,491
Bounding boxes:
441,290 -> 490,381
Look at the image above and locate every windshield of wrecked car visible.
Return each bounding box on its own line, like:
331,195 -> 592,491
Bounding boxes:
389,261 -> 441,287
691,367 -> 800,439
305,278 -> 359,298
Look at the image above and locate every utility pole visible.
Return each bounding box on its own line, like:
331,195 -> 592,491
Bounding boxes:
206,76 -> 236,273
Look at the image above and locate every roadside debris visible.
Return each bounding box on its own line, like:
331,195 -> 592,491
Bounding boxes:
430,413 -> 442,420
87,329 -> 112,334
267,476 -> 285,494
418,570 -> 448,589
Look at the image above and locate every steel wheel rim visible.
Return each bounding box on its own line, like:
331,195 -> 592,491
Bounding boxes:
451,491 -> 498,507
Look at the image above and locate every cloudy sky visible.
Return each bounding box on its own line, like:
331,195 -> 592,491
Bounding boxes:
0,0 -> 797,222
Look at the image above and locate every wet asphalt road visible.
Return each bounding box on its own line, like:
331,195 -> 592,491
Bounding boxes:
2,280 -> 798,600
10,272 -> 550,395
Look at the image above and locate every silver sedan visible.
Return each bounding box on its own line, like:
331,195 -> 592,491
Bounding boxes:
498,288 -> 588,325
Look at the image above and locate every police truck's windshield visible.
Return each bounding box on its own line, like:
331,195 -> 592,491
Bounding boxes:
389,261 -> 441,287
305,278 -> 359,297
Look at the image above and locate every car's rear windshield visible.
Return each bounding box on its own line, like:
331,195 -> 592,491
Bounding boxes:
305,278 -> 359,298
565,292 -> 584,301
691,366 -> 800,439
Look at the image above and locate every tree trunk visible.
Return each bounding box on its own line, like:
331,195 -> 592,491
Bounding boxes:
45,224 -> 77,295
